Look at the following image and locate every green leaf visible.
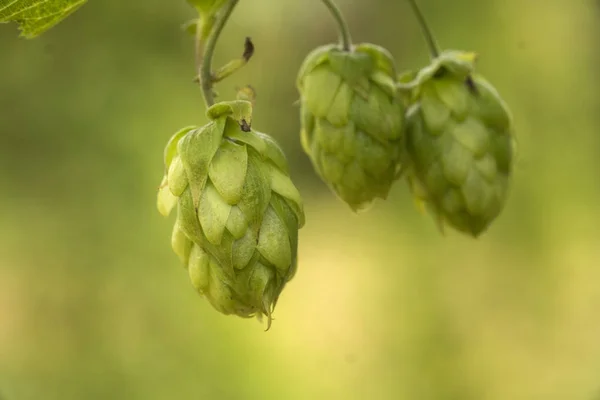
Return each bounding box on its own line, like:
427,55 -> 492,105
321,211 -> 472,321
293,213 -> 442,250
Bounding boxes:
0,0 -> 86,38
238,151 -> 271,226
157,176 -> 177,217
206,100 -> 253,127
269,193 -> 300,270
208,140 -> 248,205
187,244 -> 210,293
198,182 -> 232,246
176,188 -> 204,244
226,206 -> 248,240
253,131 -> 290,174
171,222 -> 193,266
163,126 -> 196,169
187,0 -> 226,14
178,122 -> 223,208
268,164 -> 302,209
226,129 -> 267,156
181,19 -> 197,36
256,206 -> 292,272
167,156 -> 188,197
231,225 -> 257,270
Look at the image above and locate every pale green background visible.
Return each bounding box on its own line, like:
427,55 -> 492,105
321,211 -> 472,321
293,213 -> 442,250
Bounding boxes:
1,1 -> 599,399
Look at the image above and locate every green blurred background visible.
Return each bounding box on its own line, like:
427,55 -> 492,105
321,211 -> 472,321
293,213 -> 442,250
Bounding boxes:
1,0 -> 600,399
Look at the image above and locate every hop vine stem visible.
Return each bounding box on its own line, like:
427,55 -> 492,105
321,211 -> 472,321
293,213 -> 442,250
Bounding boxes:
196,0 -> 240,108
406,0 -> 440,59
321,0 -> 352,51
406,0 -> 477,92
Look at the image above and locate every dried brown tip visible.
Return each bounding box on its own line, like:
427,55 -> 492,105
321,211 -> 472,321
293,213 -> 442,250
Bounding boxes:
243,37 -> 255,62
240,119 -> 251,132
465,76 -> 478,95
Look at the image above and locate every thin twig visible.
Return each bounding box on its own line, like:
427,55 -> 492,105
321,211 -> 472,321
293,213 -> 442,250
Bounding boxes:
197,0 -> 240,108
406,0 -> 440,59
321,0 -> 352,51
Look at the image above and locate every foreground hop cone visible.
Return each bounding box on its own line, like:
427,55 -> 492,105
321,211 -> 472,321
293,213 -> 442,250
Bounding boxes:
297,43 -> 405,211
157,100 -> 305,327
400,51 -> 516,237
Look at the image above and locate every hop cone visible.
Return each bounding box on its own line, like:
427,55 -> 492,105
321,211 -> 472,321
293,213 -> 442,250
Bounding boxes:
156,100 -> 305,326
401,51 -> 516,237
297,43 -> 405,211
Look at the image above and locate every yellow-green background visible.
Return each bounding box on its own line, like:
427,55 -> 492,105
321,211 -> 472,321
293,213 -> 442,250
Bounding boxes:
1,1 -> 599,399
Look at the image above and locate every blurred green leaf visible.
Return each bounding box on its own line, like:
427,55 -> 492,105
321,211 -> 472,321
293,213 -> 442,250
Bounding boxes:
0,0 -> 86,38
187,0 -> 226,15
182,18 -> 198,36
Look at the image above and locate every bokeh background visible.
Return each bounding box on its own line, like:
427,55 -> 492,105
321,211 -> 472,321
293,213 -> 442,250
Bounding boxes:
1,0 -> 600,399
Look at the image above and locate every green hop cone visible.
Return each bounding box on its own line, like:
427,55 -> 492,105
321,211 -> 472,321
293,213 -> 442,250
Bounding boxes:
400,51 -> 516,237
157,100 -> 305,327
297,43 -> 405,211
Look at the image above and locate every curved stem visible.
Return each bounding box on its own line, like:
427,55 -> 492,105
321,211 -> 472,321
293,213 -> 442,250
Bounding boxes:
195,29 -> 203,71
198,0 -> 239,108
406,0 -> 440,59
194,16 -> 211,80
321,0 -> 352,51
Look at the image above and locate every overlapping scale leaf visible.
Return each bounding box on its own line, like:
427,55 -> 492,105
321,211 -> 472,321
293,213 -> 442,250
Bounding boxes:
403,50 -> 516,237
156,100 -> 305,327
297,43 -> 406,211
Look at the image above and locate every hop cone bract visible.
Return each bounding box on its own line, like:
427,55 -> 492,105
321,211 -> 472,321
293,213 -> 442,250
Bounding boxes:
401,51 -> 516,237
297,43 -> 405,211
157,100 -> 305,325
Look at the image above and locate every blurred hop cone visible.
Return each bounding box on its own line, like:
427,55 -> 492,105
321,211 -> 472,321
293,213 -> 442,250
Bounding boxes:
157,100 -> 305,327
400,50 -> 516,237
296,43 -> 406,212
